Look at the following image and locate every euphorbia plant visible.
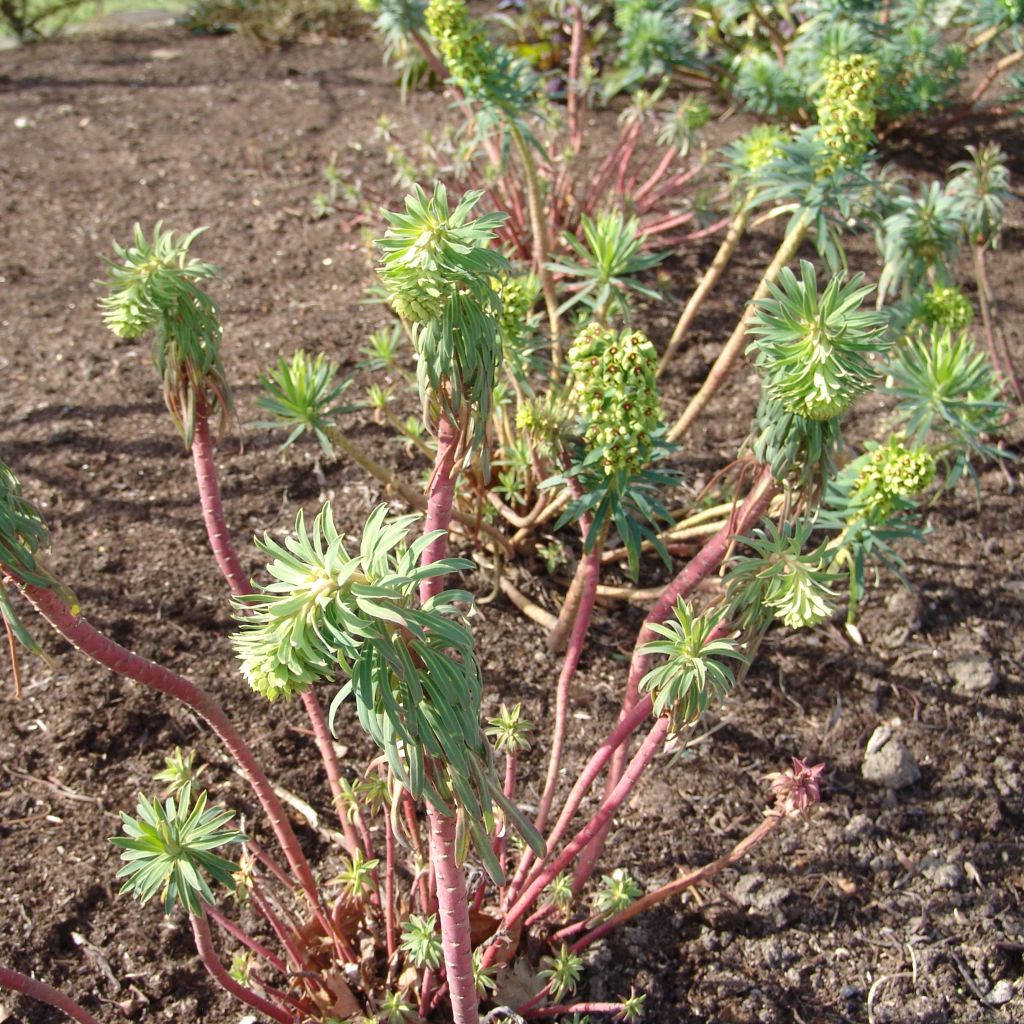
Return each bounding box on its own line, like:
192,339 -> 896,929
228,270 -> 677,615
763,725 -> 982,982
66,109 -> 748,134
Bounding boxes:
1,139 -> 1013,1024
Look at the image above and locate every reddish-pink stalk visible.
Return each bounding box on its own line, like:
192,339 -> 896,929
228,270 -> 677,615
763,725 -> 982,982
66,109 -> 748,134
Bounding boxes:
206,905 -> 289,973
572,467 -> 778,890
300,688 -> 364,859
190,414 -> 363,860
22,582 -> 322,910
569,815 -> 782,956
190,912 -> 292,1024
534,531 -> 600,829
428,808 -> 479,1024
190,412 -> 250,595
636,163 -> 704,212
641,209 -> 698,237
251,884 -> 309,971
566,3 -> 585,154
0,964 -> 101,1024
418,968 -> 437,1018
504,716 -> 671,929
633,146 -> 678,205
418,412 -> 479,1024
615,122 -> 643,197
497,750 -> 518,899
506,694 -> 653,906
384,809 -> 398,960
525,1002 -> 629,1019
245,838 -> 294,893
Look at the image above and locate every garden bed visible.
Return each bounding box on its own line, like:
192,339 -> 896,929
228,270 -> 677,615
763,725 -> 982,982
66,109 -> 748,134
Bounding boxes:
1,27 -> 1023,1024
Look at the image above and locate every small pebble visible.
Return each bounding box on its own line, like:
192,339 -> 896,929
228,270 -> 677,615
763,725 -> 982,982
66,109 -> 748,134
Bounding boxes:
948,654 -> 998,694
985,979 -> 1015,1007
862,725 -> 920,789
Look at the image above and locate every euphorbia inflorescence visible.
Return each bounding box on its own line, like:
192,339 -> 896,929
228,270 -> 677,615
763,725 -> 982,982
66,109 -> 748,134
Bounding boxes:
726,520 -> 839,631
568,324 -> 661,474
849,435 -> 936,522
914,283 -> 974,334
376,183 -> 508,442
815,54 -> 880,177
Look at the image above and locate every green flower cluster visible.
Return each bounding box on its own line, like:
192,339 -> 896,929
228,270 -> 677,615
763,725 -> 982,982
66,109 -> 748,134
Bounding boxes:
495,273 -> 539,349
100,223 -> 229,445
232,503 -> 545,880
232,503 -> 469,701
516,393 -> 568,451
816,54 -> 881,176
568,324 -> 661,474
850,435 -> 935,521
729,124 -> 789,184
426,0 -> 495,95
914,284 -> 974,334
378,184 -> 506,327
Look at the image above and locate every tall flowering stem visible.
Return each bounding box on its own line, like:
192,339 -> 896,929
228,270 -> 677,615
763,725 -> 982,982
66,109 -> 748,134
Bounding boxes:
419,412 -> 480,1024
190,912 -> 293,1024
190,410 -> 250,599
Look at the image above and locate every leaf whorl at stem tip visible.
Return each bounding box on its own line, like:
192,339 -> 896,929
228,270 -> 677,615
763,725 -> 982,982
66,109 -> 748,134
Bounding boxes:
98,222 -> 231,445
232,501 -> 544,878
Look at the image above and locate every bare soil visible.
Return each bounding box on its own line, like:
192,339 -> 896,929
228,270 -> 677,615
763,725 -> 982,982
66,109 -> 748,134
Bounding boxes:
1,26 -> 1024,1024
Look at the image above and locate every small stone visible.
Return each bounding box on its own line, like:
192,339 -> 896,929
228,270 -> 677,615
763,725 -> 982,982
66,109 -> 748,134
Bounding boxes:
924,861 -> 964,890
844,813 -> 874,839
948,654 -> 998,694
862,725 -> 920,789
985,979 -> 1015,1007
732,872 -> 793,930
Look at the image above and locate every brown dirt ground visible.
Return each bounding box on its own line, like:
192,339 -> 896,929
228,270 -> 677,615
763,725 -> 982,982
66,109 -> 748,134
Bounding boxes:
1,25 -> 1024,1024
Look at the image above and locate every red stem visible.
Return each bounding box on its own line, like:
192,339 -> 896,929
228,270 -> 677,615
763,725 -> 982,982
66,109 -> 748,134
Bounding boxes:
533,527 -> 600,834
206,905 -> 289,973
569,815 -> 781,956
504,717 -> 671,928
419,412 -> 479,1023
190,912 -> 292,1024
191,412 -> 250,596
572,467 -> 778,891
632,145 -> 677,205
0,964 -> 101,1024
428,808 -> 480,1024
22,582 -> 321,910
526,1002 -> 629,1019
191,412 -> 363,860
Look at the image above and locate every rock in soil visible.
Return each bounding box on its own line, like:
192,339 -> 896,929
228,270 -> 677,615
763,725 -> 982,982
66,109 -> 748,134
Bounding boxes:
861,724 -> 921,789
948,653 -> 999,694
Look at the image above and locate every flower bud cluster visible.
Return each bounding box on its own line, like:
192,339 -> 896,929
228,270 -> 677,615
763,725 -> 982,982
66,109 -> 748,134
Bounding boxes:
915,284 -> 974,333
731,124 -> 789,181
851,435 -> 935,521
495,273 -> 539,348
426,0 -> 493,95
568,324 -> 661,474
816,54 -> 881,176
516,394 -> 568,450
